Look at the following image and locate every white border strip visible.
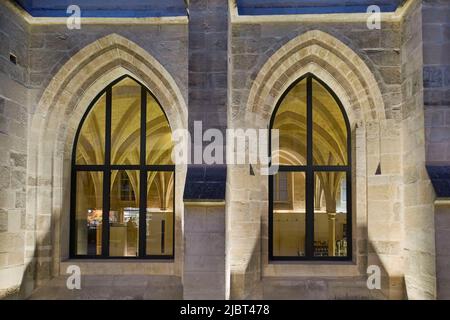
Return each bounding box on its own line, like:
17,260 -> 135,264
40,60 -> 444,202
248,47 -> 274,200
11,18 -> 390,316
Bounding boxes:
4,0 -> 188,25
228,0 -> 415,24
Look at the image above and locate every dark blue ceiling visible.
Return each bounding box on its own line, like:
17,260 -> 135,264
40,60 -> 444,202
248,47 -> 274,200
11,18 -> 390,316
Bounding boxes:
237,0 -> 404,15
14,0 -> 187,17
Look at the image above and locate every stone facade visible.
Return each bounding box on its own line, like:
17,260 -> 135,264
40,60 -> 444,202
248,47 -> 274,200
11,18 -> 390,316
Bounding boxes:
0,0 -> 448,300
423,0 -> 450,165
0,2 -> 29,297
421,1 -> 450,297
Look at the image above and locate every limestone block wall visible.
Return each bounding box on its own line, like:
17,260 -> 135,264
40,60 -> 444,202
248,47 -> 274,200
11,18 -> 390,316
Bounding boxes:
0,1 -> 30,298
422,0 -> 450,165
188,0 -> 228,138
227,0 -> 435,300
183,204 -> 226,299
400,0 -> 436,299
26,19 -> 188,284
422,0 -> 450,300
27,26 -> 188,289
0,1 -> 189,299
0,0 -> 443,300
27,23 -> 188,114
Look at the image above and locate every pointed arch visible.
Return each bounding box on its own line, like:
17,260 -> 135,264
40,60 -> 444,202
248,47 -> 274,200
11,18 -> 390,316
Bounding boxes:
27,33 -> 187,277
244,30 -> 386,128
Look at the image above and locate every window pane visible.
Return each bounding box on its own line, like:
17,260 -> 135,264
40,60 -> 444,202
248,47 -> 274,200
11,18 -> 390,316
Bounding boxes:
111,77 -> 141,165
147,93 -> 174,165
147,171 -> 174,256
75,171 -> 103,255
109,170 -> 140,257
312,79 -> 347,165
272,79 -> 307,165
76,94 -> 106,165
314,171 -> 348,257
273,172 -> 306,257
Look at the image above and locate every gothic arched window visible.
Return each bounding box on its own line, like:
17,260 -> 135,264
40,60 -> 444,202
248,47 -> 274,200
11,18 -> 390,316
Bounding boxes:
71,76 -> 175,258
269,74 -> 351,260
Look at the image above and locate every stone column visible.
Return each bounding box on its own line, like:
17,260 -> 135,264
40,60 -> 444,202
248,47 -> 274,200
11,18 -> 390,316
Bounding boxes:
328,212 -> 336,256
183,202 -> 226,299
183,165 -> 227,299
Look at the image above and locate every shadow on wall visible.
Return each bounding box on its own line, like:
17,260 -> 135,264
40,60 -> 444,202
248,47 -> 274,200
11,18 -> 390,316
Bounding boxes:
2,203 -> 57,299
230,217 -> 263,299
0,243 -> 37,299
1,213 -> 404,299
234,223 -> 405,300
367,239 -> 405,300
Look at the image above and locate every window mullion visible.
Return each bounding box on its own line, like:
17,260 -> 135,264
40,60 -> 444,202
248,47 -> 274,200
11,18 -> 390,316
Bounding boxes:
139,87 -> 147,258
102,86 -> 112,257
346,170 -> 352,259
268,173 -> 274,260
69,169 -> 76,257
305,76 -> 314,258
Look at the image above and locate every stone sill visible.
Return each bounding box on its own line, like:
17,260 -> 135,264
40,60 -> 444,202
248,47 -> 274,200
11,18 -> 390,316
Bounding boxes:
60,259 -> 175,276
435,199 -> 450,208
264,261 -> 361,277
184,201 -> 226,207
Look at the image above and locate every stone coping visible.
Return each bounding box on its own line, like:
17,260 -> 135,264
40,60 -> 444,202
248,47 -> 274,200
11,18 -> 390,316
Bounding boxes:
184,201 -> 226,207
426,166 -> 450,198
435,199 -> 450,207
5,0 -> 188,25
228,0 -> 416,24
183,165 -> 227,201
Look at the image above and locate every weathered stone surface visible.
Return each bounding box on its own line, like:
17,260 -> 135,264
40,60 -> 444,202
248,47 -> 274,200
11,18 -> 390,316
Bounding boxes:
183,204 -> 225,299
29,275 -> 183,300
9,153 -> 26,168
424,66 -> 443,88
0,0 -> 447,301
0,209 -> 7,232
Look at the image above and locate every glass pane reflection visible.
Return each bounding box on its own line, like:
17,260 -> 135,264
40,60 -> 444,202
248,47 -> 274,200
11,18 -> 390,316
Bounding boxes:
271,79 -> 307,165
147,171 -> 174,256
272,171 -> 306,257
76,94 -> 106,165
312,79 -> 347,165
111,77 -> 141,165
75,171 -> 103,255
109,170 -> 139,257
313,172 -> 347,257
147,93 -> 174,165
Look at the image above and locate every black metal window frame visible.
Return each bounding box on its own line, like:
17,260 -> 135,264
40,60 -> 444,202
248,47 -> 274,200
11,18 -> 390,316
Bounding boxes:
69,75 -> 175,260
268,73 -> 352,261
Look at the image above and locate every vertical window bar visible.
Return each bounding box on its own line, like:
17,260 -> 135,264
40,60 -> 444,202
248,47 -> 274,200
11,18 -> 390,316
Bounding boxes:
102,86 -> 112,257
268,173 -> 274,259
161,220 -> 165,254
139,87 -> 147,257
268,116 -> 273,259
305,76 -> 314,258
172,170 -> 176,258
346,170 -> 352,259
69,168 -> 76,257
346,114 -> 352,260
